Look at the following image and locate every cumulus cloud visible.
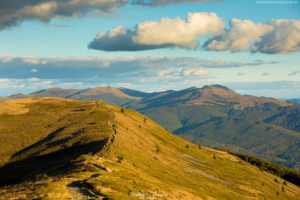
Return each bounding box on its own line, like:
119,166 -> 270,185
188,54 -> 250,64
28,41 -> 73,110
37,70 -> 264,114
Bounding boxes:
252,19 -> 300,54
131,0 -> 223,6
0,0 -> 226,31
237,71 -> 244,76
288,71 -> 300,76
0,0 -> 129,30
203,18 -> 273,52
31,69 -> 38,72
262,72 -> 271,76
88,12 -> 225,51
203,18 -> 300,54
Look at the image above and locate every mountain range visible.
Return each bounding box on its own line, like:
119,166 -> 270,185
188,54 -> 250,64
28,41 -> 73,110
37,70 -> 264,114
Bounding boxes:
1,85 -> 300,170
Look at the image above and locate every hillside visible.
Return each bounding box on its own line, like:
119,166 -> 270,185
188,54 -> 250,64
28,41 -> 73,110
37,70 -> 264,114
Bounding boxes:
127,86 -> 300,170
289,99 -> 300,104
2,85 -> 300,170
119,87 -> 174,98
1,98 -> 300,199
0,96 -> 12,102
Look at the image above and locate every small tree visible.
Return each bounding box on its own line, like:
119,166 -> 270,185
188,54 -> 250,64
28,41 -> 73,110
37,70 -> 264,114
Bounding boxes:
274,178 -> 279,183
138,125 -> 141,128
283,180 -> 287,186
198,145 -> 201,149
262,182 -> 264,186
277,191 -> 279,195
186,144 -> 189,149
259,164 -> 264,171
144,118 -> 147,124
165,127 -> 168,131
213,154 -> 216,159
282,186 -> 285,192
121,108 -> 125,113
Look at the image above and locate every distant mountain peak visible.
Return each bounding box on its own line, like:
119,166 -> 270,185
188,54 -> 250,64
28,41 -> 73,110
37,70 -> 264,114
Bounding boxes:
201,84 -> 234,92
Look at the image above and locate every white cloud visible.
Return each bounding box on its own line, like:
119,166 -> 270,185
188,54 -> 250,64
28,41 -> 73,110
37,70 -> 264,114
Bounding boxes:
181,68 -> 210,76
204,18 -> 273,52
204,18 -> 300,54
27,78 -> 41,82
88,12 -> 225,51
237,71 -> 244,76
0,55 -> 278,82
252,19 -> 300,54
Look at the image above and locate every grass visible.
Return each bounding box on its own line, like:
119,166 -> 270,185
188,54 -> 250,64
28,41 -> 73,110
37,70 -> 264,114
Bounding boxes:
0,98 -> 300,199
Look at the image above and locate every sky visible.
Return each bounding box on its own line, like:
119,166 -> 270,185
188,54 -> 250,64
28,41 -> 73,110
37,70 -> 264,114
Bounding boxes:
0,0 -> 300,98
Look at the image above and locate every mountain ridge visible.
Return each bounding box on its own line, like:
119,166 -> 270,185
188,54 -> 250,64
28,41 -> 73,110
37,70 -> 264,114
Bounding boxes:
1,98 -> 300,199
1,85 -> 299,170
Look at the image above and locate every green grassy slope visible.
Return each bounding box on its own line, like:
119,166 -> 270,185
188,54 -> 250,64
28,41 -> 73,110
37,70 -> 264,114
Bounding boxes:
1,98 -> 300,199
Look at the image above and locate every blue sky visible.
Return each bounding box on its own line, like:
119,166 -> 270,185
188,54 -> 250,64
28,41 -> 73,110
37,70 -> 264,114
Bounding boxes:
0,0 -> 300,98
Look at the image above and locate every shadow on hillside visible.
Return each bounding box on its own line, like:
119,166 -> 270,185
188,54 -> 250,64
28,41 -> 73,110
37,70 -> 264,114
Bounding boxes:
0,139 -> 108,186
11,127 -> 71,159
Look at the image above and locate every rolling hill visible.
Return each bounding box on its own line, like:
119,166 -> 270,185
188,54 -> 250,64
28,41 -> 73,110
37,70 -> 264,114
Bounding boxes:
0,96 -> 12,102
2,85 -> 300,170
288,98 -> 300,104
8,86 -> 141,107
1,98 -> 300,199
126,86 -> 300,170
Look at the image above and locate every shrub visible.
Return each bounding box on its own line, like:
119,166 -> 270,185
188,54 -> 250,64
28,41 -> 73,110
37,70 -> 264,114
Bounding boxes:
121,108 -> 125,113
138,125 -> 141,128
198,145 -> 201,149
186,145 -> 189,149
283,180 -> 287,186
156,145 -> 160,153
282,186 -> 285,192
262,182 -> 264,186
144,118 -> 147,123
274,178 -> 279,183
36,173 -> 48,181
259,164 -> 264,171
213,154 -> 216,159
277,191 -> 279,195
117,155 -> 124,161
117,155 -> 124,163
